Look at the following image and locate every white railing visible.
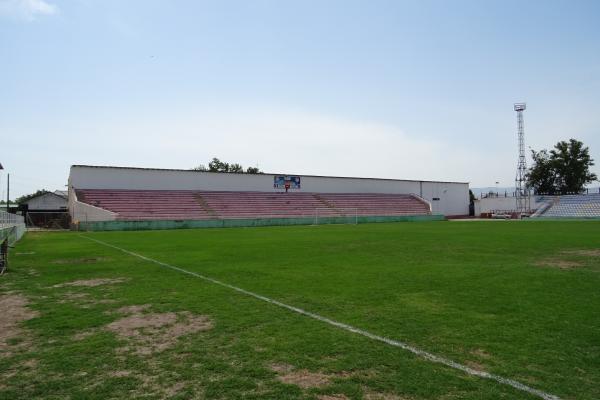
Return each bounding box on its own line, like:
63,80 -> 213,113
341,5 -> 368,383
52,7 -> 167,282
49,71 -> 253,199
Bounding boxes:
410,193 -> 432,213
0,210 -> 26,247
0,210 -> 24,227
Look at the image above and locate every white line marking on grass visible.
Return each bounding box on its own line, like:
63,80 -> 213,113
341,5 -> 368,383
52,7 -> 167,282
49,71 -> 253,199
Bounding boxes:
81,234 -> 561,400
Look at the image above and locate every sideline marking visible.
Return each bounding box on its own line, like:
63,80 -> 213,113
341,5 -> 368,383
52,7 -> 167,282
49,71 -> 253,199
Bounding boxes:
81,234 -> 561,400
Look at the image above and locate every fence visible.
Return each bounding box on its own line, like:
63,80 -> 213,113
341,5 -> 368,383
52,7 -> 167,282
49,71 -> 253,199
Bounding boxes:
0,210 -> 24,228
76,213 -> 445,231
0,210 -> 26,274
25,212 -> 70,229
479,187 -> 600,199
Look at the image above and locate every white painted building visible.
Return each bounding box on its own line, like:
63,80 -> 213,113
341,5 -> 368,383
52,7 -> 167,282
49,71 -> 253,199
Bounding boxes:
23,191 -> 68,211
69,165 -> 470,221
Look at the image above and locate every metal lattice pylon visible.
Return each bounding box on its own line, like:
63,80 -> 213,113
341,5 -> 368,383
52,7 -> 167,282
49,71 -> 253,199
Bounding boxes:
514,103 -> 528,213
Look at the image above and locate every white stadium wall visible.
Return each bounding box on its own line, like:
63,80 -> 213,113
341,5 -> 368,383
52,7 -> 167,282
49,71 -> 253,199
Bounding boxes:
69,165 -> 469,216
474,196 -> 543,216
68,186 -> 118,223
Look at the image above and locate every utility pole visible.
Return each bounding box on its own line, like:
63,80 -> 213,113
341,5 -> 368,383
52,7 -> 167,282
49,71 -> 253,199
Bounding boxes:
6,173 -> 9,213
0,163 -> 3,212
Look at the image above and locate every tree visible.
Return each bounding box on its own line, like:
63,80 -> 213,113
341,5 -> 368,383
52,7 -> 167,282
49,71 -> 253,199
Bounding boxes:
191,158 -> 262,174
469,189 -> 476,203
229,163 -> 244,173
551,139 -> 597,194
468,189 -> 476,216
208,158 -> 230,172
527,139 -> 597,194
527,149 -> 557,195
15,189 -> 51,204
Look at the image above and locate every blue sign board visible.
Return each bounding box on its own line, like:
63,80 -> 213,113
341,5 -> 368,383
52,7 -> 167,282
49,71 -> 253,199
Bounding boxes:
274,176 -> 301,189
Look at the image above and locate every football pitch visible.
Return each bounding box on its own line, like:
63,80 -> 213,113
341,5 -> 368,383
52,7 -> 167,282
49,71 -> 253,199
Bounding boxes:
1,221 -> 599,399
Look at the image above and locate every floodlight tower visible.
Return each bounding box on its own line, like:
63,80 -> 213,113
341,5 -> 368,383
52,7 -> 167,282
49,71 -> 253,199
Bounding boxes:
514,103 -> 528,213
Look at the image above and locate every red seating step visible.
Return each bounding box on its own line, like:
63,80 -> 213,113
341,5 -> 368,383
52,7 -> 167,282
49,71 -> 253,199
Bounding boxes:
75,189 -> 430,221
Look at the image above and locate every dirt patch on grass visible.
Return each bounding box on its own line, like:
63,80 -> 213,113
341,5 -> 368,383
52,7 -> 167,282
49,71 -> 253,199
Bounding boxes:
51,257 -> 111,265
53,278 -> 127,288
277,370 -> 330,389
97,299 -> 117,304
535,249 -> 600,270
22,359 -> 38,369
535,259 -> 583,270
0,294 -> 38,356
270,363 -> 295,373
165,381 -> 186,397
58,291 -> 117,309
63,292 -> 89,300
116,304 -> 151,314
562,249 -> 600,257
109,370 -> 132,378
1,357 -> 40,390
110,312 -> 177,335
270,363 -> 330,388
470,348 -> 491,358
465,360 -> 487,372
102,369 -> 186,397
106,305 -> 212,355
73,330 -> 96,341
318,395 -> 349,400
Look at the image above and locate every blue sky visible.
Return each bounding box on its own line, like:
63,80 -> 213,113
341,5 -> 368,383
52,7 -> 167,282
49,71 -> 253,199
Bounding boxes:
1,0 -> 599,198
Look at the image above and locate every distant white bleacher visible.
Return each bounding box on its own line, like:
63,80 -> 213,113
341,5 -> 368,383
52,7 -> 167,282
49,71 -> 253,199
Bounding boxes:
535,194 -> 600,218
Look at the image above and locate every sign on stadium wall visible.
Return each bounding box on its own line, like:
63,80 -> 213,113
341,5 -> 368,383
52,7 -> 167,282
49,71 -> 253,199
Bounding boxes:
274,176 -> 301,190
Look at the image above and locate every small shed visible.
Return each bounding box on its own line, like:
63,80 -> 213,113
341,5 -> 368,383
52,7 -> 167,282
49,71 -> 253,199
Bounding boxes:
23,191 -> 67,211
21,191 -> 69,228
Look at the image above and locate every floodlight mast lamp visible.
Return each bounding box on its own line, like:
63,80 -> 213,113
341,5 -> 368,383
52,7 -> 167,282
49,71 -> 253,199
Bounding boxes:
514,103 -> 529,213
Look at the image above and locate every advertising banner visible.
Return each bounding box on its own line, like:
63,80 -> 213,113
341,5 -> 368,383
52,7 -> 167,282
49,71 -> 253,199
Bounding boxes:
274,176 -> 301,190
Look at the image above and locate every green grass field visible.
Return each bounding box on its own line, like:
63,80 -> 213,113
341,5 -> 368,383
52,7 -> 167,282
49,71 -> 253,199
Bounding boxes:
1,221 -> 599,399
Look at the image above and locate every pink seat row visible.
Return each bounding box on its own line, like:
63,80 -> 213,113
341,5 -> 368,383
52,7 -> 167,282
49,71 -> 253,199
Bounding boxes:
76,189 -> 430,221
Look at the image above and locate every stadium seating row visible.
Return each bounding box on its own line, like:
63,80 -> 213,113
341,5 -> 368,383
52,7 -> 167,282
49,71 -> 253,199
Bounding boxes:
536,194 -> 600,218
75,189 -> 431,221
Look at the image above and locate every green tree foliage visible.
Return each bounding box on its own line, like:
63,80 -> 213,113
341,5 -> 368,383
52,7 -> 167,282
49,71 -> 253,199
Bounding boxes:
15,189 -> 51,204
528,149 -> 557,195
527,139 -> 597,194
469,189 -> 476,203
208,158 -> 230,172
228,163 -> 244,173
551,139 -> 597,193
192,158 -> 262,174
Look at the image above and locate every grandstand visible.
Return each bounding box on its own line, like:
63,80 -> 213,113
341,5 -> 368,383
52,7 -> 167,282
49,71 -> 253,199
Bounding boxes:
75,189 -> 430,221
68,165 -> 469,229
533,194 -> 600,218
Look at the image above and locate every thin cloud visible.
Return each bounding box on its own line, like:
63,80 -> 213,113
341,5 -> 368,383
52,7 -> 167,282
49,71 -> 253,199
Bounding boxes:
61,107 -> 488,184
0,0 -> 58,21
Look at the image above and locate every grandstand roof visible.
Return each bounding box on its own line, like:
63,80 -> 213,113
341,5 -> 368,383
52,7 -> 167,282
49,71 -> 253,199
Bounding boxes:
71,164 -> 469,185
